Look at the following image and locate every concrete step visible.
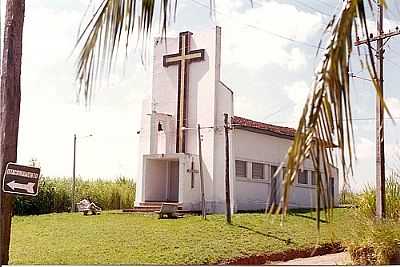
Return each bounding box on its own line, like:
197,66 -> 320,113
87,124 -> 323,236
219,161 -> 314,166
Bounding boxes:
139,201 -> 182,207
122,207 -> 200,214
122,201 -> 184,213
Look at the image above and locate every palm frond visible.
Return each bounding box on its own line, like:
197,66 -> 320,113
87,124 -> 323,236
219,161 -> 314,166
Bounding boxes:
280,0 -> 387,225
75,0 -> 176,105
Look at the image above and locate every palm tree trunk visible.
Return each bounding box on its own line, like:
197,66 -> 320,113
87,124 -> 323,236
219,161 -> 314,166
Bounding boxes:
0,0 -> 25,264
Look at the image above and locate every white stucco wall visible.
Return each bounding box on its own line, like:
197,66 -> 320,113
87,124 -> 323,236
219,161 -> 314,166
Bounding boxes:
144,159 -> 168,201
151,28 -> 220,155
232,129 -> 339,210
135,98 -> 152,205
211,80 -> 234,213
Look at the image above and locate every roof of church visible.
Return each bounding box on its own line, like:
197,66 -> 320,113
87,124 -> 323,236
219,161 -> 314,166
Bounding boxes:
232,116 -> 296,139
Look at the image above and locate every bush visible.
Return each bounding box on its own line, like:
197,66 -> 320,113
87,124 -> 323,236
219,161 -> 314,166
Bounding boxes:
346,173 -> 400,265
339,186 -> 357,205
354,174 -> 400,220
14,177 -> 135,215
346,215 -> 400,265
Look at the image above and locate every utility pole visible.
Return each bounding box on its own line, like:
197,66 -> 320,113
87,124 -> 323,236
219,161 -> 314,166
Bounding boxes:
72,134 -> 77,212
0,0 -> 25,264
197,124 -> 206,220
224,113 -> 232,224
354,2 -> 400,219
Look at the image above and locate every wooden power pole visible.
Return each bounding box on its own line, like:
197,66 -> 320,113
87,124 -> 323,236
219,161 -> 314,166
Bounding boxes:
354,2 -> 400,219
0,0 -> 25,264
224,113 -> 232,224
197,124 -> 206,220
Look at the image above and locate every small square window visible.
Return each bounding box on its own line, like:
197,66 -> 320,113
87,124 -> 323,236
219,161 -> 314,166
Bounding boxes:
235,160 -> 247,177
252,163 -> 264,179
298,170 -> 308,184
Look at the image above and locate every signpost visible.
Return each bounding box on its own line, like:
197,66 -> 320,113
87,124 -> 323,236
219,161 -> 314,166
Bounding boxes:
2,163 -> 40,196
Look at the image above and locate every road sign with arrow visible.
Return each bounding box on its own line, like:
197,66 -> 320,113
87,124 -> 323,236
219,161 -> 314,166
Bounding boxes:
2,163 -> 40,196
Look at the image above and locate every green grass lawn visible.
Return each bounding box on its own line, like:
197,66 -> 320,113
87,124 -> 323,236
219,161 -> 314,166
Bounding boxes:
10,209 -> 358,265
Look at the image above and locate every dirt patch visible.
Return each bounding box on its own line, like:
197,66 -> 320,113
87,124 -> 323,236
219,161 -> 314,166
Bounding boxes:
217,242 -> 344,265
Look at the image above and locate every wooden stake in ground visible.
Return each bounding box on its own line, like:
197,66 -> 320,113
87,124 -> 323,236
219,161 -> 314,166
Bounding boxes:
197,124 -> 206,220
224,114 -> 232,224
0,0 -> 25,264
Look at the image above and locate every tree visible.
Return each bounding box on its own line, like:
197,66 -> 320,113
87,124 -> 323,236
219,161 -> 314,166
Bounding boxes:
0,0 -> 25,264
76,0 -> 385,223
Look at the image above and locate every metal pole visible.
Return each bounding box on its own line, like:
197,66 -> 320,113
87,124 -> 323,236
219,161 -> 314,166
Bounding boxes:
224,114 -> 232,224
376,2 -> 385,219
72,134 -> 76,212
197,124 -> 206,219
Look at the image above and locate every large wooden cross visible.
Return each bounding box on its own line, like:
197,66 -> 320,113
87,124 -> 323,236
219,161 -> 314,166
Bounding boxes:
163,31 -> 205,153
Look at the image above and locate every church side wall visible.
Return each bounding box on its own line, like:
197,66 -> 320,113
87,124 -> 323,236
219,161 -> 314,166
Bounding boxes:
212,81 -> 234,213
232,129 -> 339,211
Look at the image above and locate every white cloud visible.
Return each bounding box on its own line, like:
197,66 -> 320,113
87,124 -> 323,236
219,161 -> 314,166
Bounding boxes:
283,81 -> 310,125
216,1 -> 322,70
386,97 -> 400,117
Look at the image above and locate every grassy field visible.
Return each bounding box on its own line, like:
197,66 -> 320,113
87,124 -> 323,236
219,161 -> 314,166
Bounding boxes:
10,209 -> 360,265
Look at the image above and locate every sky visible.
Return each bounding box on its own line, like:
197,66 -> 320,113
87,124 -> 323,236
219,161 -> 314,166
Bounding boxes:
7,0 -> 400,191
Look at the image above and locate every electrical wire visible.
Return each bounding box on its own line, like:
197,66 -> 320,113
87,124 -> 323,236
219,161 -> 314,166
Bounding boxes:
189,0 -> 323,50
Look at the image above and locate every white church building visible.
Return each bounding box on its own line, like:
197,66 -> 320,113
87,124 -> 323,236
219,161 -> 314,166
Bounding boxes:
134,27 -> 339,213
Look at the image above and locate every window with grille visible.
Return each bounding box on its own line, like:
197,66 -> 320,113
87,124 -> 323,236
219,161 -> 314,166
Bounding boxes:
298,170 -> 308,184
235,160 -> 247,177
252,163 -> 264,179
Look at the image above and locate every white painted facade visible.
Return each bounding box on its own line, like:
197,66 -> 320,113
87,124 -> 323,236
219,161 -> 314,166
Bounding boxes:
135,27 -> 339,213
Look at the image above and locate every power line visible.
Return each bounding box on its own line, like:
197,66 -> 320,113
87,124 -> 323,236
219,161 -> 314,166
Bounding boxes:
189,0 -> 322,50
290,0 -> 332,17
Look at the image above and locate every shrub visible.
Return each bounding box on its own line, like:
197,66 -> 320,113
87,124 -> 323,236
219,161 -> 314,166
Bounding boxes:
345,173 -> 400,264
354,174 -> 400,220
339,186 -> 357,205
14,177 -> 135,215
346,215 -> 400,265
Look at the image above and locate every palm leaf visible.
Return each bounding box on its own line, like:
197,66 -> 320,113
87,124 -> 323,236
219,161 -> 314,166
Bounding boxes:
280,0 -> 388,226
75,0 -> 176,104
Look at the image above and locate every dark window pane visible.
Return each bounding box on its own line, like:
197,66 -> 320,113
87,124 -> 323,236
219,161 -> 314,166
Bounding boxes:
271,165 -> 278,180
298,170 -> 308,184
235,160 -> 247,177
252,163 -> 264,179
311,171 -> 317,185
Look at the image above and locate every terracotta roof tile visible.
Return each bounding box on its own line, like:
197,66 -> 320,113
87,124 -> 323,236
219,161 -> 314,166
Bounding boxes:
232,116 -> 296,139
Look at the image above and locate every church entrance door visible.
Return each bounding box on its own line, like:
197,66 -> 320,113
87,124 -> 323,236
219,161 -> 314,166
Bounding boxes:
143,157 -> 180,203
167,161 -> 179,202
